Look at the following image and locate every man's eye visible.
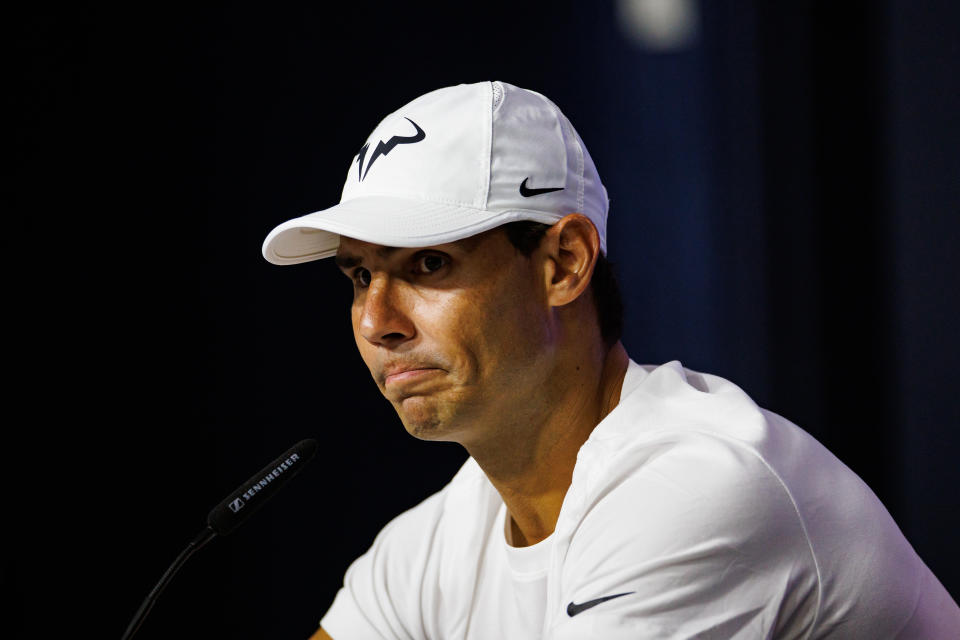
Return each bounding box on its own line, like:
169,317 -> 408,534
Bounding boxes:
353,267 -> 371,287
415,254 -> 447,274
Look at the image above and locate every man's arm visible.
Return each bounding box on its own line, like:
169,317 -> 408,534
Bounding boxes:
308,627 -> 333,640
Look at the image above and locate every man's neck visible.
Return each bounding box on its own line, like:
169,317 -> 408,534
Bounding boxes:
466,341 -> 630,547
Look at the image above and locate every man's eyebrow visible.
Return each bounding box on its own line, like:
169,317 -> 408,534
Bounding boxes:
334,246 -> 402,269
334,254 -> 360,269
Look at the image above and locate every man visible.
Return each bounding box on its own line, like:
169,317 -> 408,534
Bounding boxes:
262,81 -> 959,638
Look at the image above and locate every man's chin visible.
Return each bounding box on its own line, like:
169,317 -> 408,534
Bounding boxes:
395,397 -> 456,441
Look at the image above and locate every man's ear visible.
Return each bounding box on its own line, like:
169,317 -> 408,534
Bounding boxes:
541,213 -> 601,308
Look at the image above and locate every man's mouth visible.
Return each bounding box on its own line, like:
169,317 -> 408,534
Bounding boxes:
384,368 -> 441,386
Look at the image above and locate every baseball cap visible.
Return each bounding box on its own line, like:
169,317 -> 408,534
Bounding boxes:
261,81 -> 609,265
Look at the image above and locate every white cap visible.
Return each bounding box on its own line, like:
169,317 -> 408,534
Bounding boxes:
261,81 -> 609,264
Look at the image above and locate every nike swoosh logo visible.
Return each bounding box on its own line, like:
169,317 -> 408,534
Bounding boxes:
519,177 -> 564,197
357,117 -> 426,181
566,591 -> 634,617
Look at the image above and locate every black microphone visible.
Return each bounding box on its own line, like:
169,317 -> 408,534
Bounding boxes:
121,439 -> 319,640
207,438 -> 319,535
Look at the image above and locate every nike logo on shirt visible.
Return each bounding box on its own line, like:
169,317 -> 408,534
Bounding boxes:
566,591 -> 635,617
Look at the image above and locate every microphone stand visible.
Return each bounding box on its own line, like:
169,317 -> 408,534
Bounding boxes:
120,526 -> 217,640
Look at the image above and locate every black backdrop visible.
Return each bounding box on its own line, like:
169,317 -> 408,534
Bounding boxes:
8,2 -> 959,638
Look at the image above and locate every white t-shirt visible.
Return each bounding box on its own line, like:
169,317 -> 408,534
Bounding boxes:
321,360 -> 960,639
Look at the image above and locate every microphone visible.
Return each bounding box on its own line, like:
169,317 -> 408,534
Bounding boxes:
207,438 -> 319,535
121,439 -> 319,640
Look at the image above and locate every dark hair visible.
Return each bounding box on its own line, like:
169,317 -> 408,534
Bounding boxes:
501,220 -> 624,347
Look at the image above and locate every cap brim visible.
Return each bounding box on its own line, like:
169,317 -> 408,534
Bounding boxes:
261,195 -> 561,265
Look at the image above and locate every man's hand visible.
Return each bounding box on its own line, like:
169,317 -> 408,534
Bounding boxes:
308,627 -> 333,640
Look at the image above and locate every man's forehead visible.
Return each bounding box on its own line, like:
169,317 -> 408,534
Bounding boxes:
334,231 -> 493,267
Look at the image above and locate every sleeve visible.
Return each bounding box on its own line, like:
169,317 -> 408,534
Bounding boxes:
546,434 -> 821,640
320,490 -> 446,640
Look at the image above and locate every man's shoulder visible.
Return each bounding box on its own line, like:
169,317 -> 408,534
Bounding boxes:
583,360 -> 902,550
585,359 -> 841,497
559,360 -> 956,637
594,359 -> 771,444
367,456 -> 498,550
580,359 -> 784,490
554,422 -> 824,638
563,360 -> 825,561
572,423 -> 805,539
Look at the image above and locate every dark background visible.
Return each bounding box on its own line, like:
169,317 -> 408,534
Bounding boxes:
7,1 -> 959,638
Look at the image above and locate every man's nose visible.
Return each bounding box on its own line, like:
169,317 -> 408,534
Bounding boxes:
358,276 -> 415,348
